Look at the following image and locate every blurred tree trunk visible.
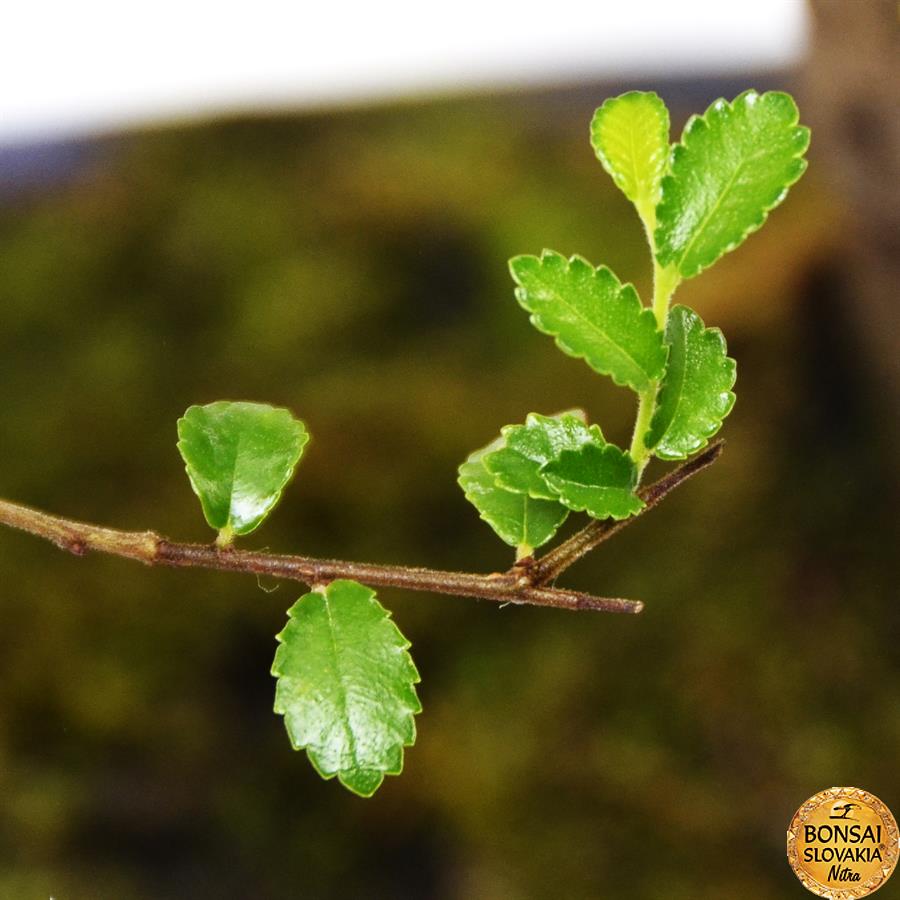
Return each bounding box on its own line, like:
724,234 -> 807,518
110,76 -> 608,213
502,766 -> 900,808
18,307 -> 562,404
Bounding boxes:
804,1 -> 899,432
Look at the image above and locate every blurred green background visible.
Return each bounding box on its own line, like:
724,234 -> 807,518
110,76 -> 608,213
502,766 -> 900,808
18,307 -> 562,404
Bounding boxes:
1,19 -> 898,900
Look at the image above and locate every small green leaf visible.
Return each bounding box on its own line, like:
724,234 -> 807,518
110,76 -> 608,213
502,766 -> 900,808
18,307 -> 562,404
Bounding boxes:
542,442 -> 644,521
655,90 -> 810,279
510,251 -> 666,393
458,435 -> 568,553
177,401 -> 308,540
645,305 -> 736,460
590,91 -> 670,230
272,579 -> 421,797
483,411 -> 604,500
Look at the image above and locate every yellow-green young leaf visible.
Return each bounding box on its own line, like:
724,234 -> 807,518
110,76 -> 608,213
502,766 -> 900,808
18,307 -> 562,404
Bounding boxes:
272,579 -> 421,798
541,442 -> 644,521
510,251 -> 666,393
177,401 -> 308,540
655,90 -> 810,279
645,305 -> 736,460
590,91 -> 670,230
458,435 -> 568,553
483,411 -> 604,500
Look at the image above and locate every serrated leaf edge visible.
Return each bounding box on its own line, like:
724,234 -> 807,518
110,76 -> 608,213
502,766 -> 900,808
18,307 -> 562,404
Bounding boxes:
540,443 -> 645,521
177,401 -> 310,536
590,90 -> 670,208
645,306 -> 737,460
456,456 -> 569,549
483,412 -> 605,501
510,250 -> 666,392
271,580 -> 421,798
655,89 -> 810,279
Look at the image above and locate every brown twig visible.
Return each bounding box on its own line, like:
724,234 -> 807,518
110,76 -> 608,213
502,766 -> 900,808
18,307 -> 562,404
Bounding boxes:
0,444 -> 722,616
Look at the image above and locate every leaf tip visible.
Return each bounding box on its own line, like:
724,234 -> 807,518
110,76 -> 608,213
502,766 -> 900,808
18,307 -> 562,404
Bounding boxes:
508,253 -> 539,282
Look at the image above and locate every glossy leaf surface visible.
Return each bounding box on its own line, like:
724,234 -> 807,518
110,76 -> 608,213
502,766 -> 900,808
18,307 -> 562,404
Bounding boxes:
177,401 -> 308,538
510,251 -> 666,393
590,91 -> 670,228
645,305 -> 736,460
483,411 -> 604,500
655,90 -> 810,279
458,436 -> 568,552
542,442 -> 644,521
272,579 -> 421,797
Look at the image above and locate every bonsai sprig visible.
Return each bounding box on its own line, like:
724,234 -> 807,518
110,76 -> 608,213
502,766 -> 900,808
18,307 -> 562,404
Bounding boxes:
0,90 -> 808,796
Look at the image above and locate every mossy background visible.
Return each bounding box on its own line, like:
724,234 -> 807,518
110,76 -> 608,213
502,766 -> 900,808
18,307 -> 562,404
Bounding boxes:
0,74 -> 896,898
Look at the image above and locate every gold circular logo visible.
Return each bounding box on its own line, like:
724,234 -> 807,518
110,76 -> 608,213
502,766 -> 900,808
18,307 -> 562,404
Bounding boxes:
787,787 -> 899,897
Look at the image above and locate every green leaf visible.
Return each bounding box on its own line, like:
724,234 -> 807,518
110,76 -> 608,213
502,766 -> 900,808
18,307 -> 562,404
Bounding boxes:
645,305 -> 736,460
510,251 -> 666,393
272,579 -> 421,797
483,411 -> 604,500
590,91 -> 670,229
458,435 -> 569,553
541,442 -> 644,521
177,401 -> 309,541
655,90 -> 810,279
